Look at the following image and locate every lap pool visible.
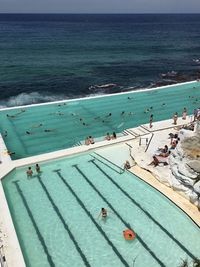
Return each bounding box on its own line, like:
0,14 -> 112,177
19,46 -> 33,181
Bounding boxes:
0,81 -> 200,159
2,152 -> 200,267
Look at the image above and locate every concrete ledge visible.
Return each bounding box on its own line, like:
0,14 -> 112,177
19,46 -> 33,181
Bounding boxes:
0,182 -> 26,267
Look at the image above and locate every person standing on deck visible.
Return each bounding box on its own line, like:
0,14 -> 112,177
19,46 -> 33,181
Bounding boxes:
149,114 -> 153,128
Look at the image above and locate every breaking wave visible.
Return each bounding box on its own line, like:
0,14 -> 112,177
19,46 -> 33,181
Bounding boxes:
0,91 -> 106,109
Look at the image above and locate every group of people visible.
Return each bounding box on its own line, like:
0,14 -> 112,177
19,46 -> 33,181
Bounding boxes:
172,107 -> 200,125
105,132 -> 117,141
26,164 -> 41,177
85,132 -> 117,145
149,133 -> 180,167
172,107 -> 187,125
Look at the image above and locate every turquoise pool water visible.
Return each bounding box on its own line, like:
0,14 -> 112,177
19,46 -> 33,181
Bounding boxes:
0,81 -> 200,159
2,153 -> 200,267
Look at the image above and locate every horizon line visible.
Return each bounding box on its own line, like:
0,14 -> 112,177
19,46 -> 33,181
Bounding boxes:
0,12 -> 200,15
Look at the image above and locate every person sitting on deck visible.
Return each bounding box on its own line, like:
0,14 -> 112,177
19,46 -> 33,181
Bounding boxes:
89,136 -> 95,144
124,160 -> 131,170
85,137 -> 90,145
105,133 -> 111,141
148,156 -> 169,167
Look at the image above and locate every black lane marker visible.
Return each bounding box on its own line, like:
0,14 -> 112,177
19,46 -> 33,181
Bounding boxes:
36,175 -> 91,267
91,154 -> 123,175
13,180 -> 56,267
72,165 -> 165,267
54,170 -> 130,267
90,159 -> 197,260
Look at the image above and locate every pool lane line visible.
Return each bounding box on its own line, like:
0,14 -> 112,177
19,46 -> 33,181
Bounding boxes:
91,154 -> 123,175
72,165 -> 166,267
12,180 -> 56,267
6,119 -> 28,155
36,175 -> 91,267
90,159 -> 197,260
53,170 -> 130,267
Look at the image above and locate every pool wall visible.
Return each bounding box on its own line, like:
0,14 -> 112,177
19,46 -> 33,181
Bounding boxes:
0,80 -> 197,112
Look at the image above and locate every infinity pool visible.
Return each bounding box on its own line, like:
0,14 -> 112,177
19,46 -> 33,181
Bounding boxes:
0,81 -> 200,159
2,152 -> 200,267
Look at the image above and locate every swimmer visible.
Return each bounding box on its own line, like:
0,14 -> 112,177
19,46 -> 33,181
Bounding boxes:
31,123 -> 43,128
6,114 -> 15,118
35,163 -> 41,173
162,103 -> 166,106
50,111 -> 64,115
106,113 -> 112,117
98,208 -> 107,220
144,108 -> 150,113
26,167 -> 33,177
121,111 -> 125,115
44,129 -> 56,132
26,131 -> 33,135
3,131 -> 8,137
58,103 -> 67,107
94,116 -> 100,120
128,112 -> 134,116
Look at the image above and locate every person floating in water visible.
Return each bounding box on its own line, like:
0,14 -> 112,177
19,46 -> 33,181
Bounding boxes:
6,109 -> 26,118
31,123 -> 43,128
44,129 -> 56,132
3,131 -> 8,137
26,131 -> 34,135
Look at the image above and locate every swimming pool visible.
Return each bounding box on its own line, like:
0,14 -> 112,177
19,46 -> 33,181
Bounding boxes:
2,152 -> 200,267
0,81 -> 200,159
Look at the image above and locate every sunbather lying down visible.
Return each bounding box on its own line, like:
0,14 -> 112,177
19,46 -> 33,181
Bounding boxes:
148,156 -> 169,167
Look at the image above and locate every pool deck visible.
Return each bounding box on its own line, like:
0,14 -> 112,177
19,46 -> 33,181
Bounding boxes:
0,96 -> 200,266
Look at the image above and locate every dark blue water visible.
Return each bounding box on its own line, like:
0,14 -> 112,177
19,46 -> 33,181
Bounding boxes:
0,14 -> 200,106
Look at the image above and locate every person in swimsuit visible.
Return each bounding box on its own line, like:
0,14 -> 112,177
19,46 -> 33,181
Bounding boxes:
101,208 -> 107,220
26,167 -> 33,177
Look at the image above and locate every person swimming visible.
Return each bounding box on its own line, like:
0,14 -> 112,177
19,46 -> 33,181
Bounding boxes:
44,129 -> 56,132
98,208 -> 107,220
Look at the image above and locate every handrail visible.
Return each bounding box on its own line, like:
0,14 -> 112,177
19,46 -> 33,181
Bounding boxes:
145,133 -> 154,152
92,152 -> 124,174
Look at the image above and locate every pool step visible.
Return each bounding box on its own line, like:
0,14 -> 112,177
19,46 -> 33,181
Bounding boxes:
72,141 -> 82,147
126,126 -> 150,137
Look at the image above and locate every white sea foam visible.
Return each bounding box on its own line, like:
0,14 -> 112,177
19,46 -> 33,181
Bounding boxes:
0,91 -> 105,108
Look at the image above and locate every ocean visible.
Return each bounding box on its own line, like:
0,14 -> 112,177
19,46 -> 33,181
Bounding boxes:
0,13 -> 200,107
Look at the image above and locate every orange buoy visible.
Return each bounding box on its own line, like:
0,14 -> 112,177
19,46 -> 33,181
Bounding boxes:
123,229 -> 136,240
